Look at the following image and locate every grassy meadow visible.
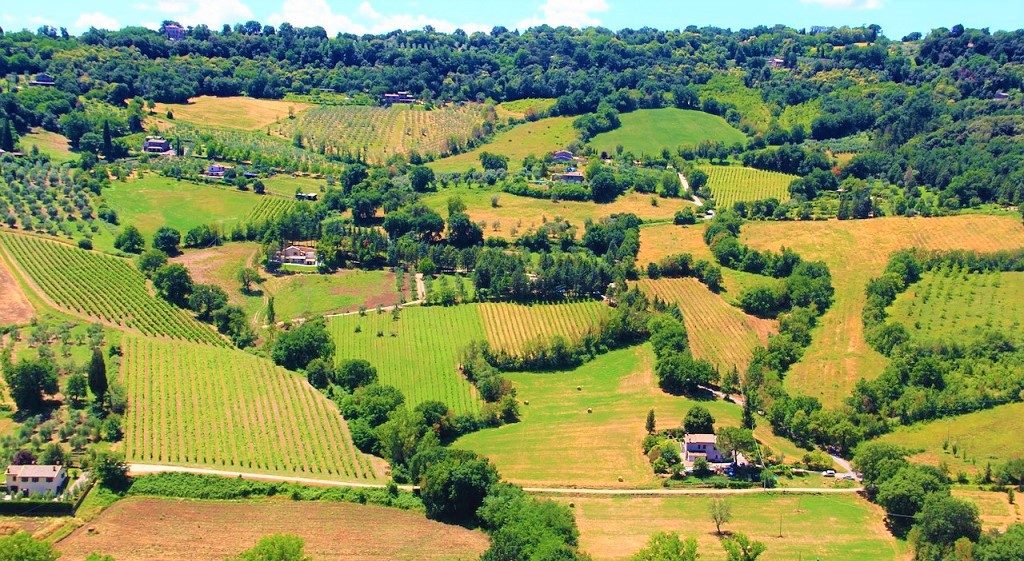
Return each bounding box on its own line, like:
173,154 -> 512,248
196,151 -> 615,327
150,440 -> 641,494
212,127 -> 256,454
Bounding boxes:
121,335 -> 382,481
697,74 -> 773,133
423,184 -> 696,239
699,164 -> 796,209
564,493 -> 902,561
455,345 -> 805,488
100,175 -> 264,242
888,268 -> 1024,343
496,98 -> 557,119
22,127 -> 74,163
637,277 -> 776,373
153,96 -> 312,130
268,269 -> 401,322
876,402 -> 1024,476
429,116 -> 577,173
588,108 -> 746,156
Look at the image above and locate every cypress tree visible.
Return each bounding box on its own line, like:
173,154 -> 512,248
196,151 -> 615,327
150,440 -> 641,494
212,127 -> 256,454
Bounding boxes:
0,118 -> 13,152
645,409 -> 656,433
88,347 -> 108,403
741,390 -> 757,430
102,121 -> 113,160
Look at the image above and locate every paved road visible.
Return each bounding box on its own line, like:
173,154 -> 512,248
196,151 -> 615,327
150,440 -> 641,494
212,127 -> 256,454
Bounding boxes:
129,463 -> 861,496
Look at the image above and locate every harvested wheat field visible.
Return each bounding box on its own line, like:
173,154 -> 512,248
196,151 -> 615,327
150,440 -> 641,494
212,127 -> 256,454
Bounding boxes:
637,277 -> 775,372
0,253 -> 33,324
154,96 -> 312,130
56,497 -> 488,561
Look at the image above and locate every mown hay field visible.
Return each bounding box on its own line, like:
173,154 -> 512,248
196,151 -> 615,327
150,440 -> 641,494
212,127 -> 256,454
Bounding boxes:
637,278 -> 776,372
0,250 -> 33,325
876,401 -> 1024,476
422,185 -> 696,240
22,127 -> 74,163
699,164 -> 796,209
888,268 -> 1024,343
153,96 -> 312,130
121,335 -> 382,481
639,216 -> 1024,406
455,346 -> 804,488
478,300 -> 611,355
589,108 -> 746,156
286,104 -> 486,163
564,493 -> 902,561
429,116 -> 577,173
56,497 -> 487,561
269,269 -> 401,322
952,488 -> 1024,532
0,232 -> 225,346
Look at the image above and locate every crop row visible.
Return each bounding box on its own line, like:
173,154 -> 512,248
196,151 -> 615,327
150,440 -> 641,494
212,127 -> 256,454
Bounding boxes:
245,196 -> 296,224
477,301 -> 611,356
327,306 -> 483,415
121,334 -> 380,480
700,165 -> 796,209
0,232 -> 225,346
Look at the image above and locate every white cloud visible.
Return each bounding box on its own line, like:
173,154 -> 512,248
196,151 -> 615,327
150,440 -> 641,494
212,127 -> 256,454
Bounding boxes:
799,0 -> 882,9
135,0 -> 255,29
75,12 -> 121,31
516,0 -> 610,29
269,0 -> 488,35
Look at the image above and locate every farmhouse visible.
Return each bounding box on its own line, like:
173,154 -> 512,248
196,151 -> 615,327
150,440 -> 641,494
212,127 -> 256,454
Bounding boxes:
552,171 -> 585,183
682,433 -> 728,464
164,23 -> 186,41
381,91 -> 417,106
994,91 -> 1010,101
769,57 -> 785,69
142,136 -> 173,154
206,164 -> 228,177
4,464 -> 67,497
551,150 -> 575,163
274,245 -> 319,266
29,73 -> 56,87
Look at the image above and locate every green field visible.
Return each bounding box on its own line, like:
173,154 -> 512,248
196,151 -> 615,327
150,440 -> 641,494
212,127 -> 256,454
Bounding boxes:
455,345 -> 805,488
565,493 -> 901,561
497,98 -> 557,119
101,175 -> 263,241
270,269 -> 400,322
699,164 -> 796,208
429,116 -> 577,173
876,402 -> 1024,475
245,195 -> 297,224
589,108 -> 746,156
698,74 -> 773,133
0,232 -> 226,346
478,300 -> 611,355
121,334 -> 382,480
888,268 -> 1024,343
327,306 -> 484,415
22,128 -> 74,163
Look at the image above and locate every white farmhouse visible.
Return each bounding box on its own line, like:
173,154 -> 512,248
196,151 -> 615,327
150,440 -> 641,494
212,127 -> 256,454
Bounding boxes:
4,464 -> 68,497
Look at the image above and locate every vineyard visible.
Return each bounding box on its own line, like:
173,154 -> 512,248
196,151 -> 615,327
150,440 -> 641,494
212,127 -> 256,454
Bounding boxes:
244,195 -> 296,224
699,164 -> 796,209
637,278 -> 776,372
478,301 -> 611,355
121,335 -> 381,480
0,232 -> 226,346
888,267 -> 1024,343
327,306 -> 483,415
285,104 -> 488,163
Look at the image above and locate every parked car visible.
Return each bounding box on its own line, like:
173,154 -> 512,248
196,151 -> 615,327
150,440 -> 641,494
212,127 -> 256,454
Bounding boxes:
822,470 -> 836,477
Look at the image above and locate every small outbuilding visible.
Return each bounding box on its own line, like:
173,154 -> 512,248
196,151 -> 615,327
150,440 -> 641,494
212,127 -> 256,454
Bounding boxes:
29,73 -> 56,87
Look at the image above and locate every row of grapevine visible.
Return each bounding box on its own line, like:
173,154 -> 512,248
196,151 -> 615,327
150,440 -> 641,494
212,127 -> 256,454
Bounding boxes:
700,165 -> 796,209
478,301 -> 611,356
245,196 -> 296,224
286,105 -> 486,163
638,278 -> 776,372
0,232 -> 226,346
327,306 -> 484,415
121,334 -> 381,480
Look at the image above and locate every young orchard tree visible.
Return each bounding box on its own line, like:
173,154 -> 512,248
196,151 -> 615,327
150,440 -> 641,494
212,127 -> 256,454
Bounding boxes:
708,498 -> 732,535
237,267 -> 261,292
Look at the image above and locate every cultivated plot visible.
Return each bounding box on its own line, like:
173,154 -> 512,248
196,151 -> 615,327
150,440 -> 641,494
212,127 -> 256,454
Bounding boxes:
699,165 -> 796,209
479,300 -> 611,355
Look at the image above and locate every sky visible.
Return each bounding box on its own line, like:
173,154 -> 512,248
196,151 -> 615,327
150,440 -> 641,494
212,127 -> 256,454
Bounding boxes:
1,0 -> 1022,41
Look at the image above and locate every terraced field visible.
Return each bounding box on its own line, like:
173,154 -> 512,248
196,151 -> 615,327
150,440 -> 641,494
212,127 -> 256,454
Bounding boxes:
286,104 -> 486,163
121,335 -> 381,481
699,164 -> 796,209
888,267 -> 1024,343
327,306 -> 484,415
637,277 -> 776,372
0,232 -> 225,346
478,300 -> 611,355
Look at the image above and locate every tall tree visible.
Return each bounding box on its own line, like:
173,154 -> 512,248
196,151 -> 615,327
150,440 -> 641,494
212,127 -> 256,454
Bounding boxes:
708,499 -> 732,535
88,348 -> 108,403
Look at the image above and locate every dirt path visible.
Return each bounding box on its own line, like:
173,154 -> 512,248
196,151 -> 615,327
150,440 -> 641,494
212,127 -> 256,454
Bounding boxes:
678,172 -> 703,207
128,463 -> 860,496
415,272 -> 426,300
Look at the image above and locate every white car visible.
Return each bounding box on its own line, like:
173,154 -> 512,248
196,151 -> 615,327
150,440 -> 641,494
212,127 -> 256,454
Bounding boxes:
822,470 -> 836,477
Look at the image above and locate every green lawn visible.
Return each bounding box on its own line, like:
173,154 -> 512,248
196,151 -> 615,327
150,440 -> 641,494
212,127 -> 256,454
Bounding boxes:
429,116 -> 577,173
269,269 -> 399,322
565,493 -> 901,561
876,402 -> 1024,475
589,109 -> 746,157
327,305 -> 484,415
888,268 -> 1024,344
100,175 -> 263,243
455,345 -> 805,488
